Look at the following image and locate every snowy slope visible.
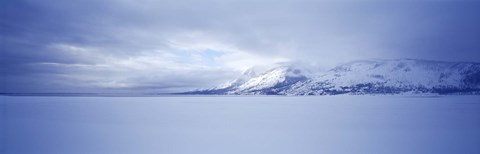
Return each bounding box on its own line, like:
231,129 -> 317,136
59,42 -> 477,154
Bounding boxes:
186,64 -> 309,95
287,59 -> 480,95
185,59 -> 480,95
214,68 -> 257,90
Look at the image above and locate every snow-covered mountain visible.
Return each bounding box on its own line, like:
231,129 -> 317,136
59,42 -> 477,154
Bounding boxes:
184,59 -> 480,95
186,63 -> 310,95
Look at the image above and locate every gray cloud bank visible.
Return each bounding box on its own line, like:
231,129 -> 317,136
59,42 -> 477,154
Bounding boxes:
1,0 -> 480,93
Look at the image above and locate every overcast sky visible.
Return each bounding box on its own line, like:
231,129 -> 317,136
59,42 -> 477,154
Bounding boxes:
1,0 -> 480,93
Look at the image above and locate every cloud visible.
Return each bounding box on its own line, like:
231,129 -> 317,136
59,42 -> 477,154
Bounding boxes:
1,0 -> 480,93
2,41 -> 282,92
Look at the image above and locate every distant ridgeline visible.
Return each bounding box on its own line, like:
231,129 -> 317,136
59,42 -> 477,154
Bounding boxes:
183,59 -> 480,95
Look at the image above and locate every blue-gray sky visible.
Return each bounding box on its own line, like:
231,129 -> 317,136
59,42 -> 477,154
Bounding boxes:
1,0 -> 480,93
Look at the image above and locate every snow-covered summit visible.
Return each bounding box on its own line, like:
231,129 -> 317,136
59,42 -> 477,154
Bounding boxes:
233,65 -> 308,94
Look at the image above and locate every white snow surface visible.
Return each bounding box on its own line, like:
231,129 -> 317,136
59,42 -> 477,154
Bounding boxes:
2,96 -> 480,154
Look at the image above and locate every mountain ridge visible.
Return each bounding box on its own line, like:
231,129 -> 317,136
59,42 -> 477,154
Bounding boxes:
183,59 -> 480,95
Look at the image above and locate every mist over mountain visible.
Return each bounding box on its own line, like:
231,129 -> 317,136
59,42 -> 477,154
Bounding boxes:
184,59 -> 480,95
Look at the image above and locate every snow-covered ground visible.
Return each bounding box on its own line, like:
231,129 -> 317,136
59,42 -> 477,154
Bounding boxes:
1,96 -> 479,154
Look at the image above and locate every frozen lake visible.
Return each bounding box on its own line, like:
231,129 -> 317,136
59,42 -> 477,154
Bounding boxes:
1,96 -> 480,154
